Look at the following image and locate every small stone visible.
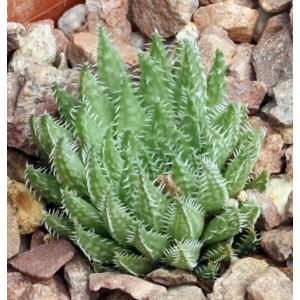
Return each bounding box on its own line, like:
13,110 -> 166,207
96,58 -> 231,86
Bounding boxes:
58,4 -> 87,37
176,22 -> 200,44
41,275 -> 71,300
130,31 -> 147,50
9,23 -> 56,76
199,0 -> 255,7
106,291 -> 134,300
289,6 -> 293,30
9,239 -> 76,280
285,145 -> 293,180
67,32 -> 139,67
285,192 -> 293,219
237,191 -> 248,202
132,0 -> 198,38
197,26 -> 237,74
199,0 -> 255,8
7,72 -> 24,120
86,0 -> 131,41
252,14 -> 292,93
7,179 -> 44,235
55,52 -> 69,70
7,22 -> 27,52
278,267 -> 293,281
89,272 -> 167,299
20,283 -> 57,300
146,267 -> 197,287
7,272 -> 32,300
7,148 -> 32,183
259,0 -> 292,13
247,267 -> 292,299
250,254 -> 277,267
54,29 -> 69,55
208,257 -> 269,300
228,43 -> 255,80
7,64 -> 79,155
253,7 -> 274,42
64,254 -> 95,300
260,225 -> 293,263
8,272 -> 69,300
114,41 -> 140,66
227,77 -> 267,113
262,79 -> 293,126
25,19 -> 55,30
193,1 -> 259,43
30,229 -> 46,249
7,202 -> 20,259
247,190 -> 281,231
264,175 -> 293,222
274,125 -> 293,144
227,198 -> 239,208
67,32 -> 97,66
162,285 -> 206,300
259,12 -> 289,42
249,117 -> 284,174
286,254 -> 292,269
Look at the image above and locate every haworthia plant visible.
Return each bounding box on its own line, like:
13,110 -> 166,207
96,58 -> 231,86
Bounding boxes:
25,29 -> 266,279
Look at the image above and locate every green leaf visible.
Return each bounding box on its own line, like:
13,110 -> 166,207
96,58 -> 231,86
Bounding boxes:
172,40 -> 207,116
165,198 -> 205,241
239,196 -> 261,226
118,141 -> 139,206
205,102 -> 248,168
206,49 -> 226,107
225,129 -> 265,197
53,83 -> 78,127
85,147 -> 109,207
164,240 -> 202,271
138,53 -> 172,112
171,156 -> 198,197
101,127 -> 123,182
96,29 -> 126,95
29,115 -> 51,162
234,225 -> 260,257
178,91 -> 204,151
201,239 -> 234,263
245,170 -> 269,193
195,261 -> 220,280
62,189 -> 107,234
101,192 -> 136,246
74,225 -> 123,264
40,114 -> 73,148
80,66 -> 114,127
197,157 -> 228,213
44,211 -> 75,240
25,164 -> 62,206
132,168 -> 168,231
128,223 -> 170,260
74,102 -> 105,151
114,252 -> 158,277
143,101 -> 176,165
150,31 -> 172,82
201,208 -> 242,245
50,138 -> 87,194
116,75 -> 145,133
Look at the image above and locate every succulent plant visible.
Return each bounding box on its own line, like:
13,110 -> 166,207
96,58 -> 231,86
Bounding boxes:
25,29 -> 266,278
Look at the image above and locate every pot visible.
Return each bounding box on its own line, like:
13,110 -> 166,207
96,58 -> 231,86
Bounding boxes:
8,0 -> 85,24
